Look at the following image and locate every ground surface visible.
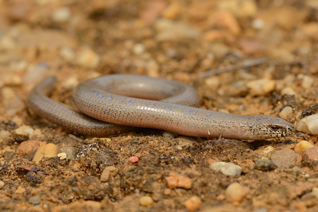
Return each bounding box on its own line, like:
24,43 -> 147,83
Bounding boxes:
1,0 -> 318,211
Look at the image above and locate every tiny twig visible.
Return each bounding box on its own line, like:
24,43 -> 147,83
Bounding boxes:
195,57 -> 267,79
17,165 -> 49,175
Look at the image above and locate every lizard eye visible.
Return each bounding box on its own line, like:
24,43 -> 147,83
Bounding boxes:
269,126 -> 281,132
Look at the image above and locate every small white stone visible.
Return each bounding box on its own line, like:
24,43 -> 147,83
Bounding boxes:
162,131 -> 177,138
57,153 -> 67,160
205,77 -> 220,90
52,7 -> 71,22
133,43 -> 145,55
252,18 -> 264,29
297,114 -> 318,135
247,79 -> 276,96
14,125 -> 34,136
279,106 -> 293,120
263,146 -> 275,154
210,162 -> 242,176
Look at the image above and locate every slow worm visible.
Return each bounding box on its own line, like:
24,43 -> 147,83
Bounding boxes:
27,75 -> 294,140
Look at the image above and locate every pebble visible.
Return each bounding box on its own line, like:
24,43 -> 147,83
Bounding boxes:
229,81 -> 248,96
246,79 -> 276,96
59,146 -> 78,159
0,35 -> 16,50
225,182 -> 249,203
298,74 -> 314,89
302,147 -> 318,169
57,152 -> 67,160
184,196 -> 201,211
0,130 -> 10,140
15,186 -> 26,194
270,149 -> 302,168
302,23 -> 318,38
146,60 -> 159,77
162,131 -> 177,138
139,196 -> 154,206
29,196 -> 41,205
254,158 -> 277,171
165,173 -> 192,189
61,76 -> 78,89
129,156 -> 139,163
76,46 -> 100,69
294,141 -> 315,155
263,146 -> 275,155
253,208 -> 267,212
154,19 -> 199,41
0,181 -> 4,189
59,46 -> 75,61
8,60 -> 27,71
292,167 -> 301,173
30,129 -> 45,140
297,114 -> 318,135
163,188 -> 171,195
210,162 -> 242,176
239,39 -> 264,55
22,62 -> 50,86
4,95 -> 25,115
16,140 -> 46,156
205,77 -> 220,90
252,18 -> 264,29
52,7 -> 71,22
3,74 -> 22,86
311,187 -> 318,198
162,2 -> 182,19
33,143 -> 59,164
2,87 -> 15,100
176,136 -> 195,150
203,30 -> 224,42
14,125 -> 34,136
100,166 -> 118,182
278,106 -> 293,120
214,11 -> 241,35
133,43 -> 145,55
281,87 -> 296,96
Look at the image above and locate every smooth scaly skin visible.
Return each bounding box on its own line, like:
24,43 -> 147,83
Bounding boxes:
28,75 -> 294,140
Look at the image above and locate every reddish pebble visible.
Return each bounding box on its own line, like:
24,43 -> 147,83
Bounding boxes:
16,140 -> 46,156
129,156 -> 139,163
302,147 -> 318,170
270,149 -> 301,168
